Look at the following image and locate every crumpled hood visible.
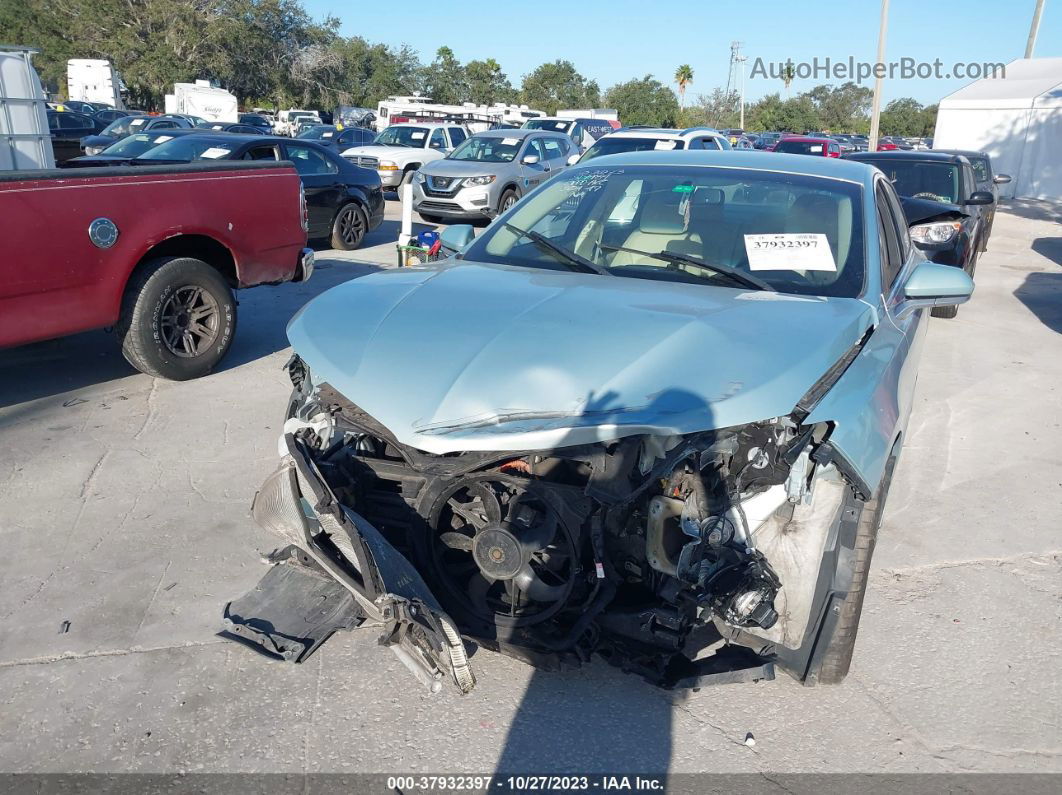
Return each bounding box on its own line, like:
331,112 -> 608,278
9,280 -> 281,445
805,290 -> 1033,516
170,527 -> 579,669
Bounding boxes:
899,195 -> 967,225
287,263 -> 877,454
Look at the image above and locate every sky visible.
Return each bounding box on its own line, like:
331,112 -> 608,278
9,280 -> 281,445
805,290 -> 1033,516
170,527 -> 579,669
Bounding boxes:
303,0 -> 1059,107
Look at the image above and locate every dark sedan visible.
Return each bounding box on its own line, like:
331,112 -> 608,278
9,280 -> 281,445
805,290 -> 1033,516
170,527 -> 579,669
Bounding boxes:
195,121 -> 265,135
238,113 -> 273,133
93,108 -> 132,126
848,151 -> 994,318
131,134 -> 384,250
46,110 -> 98,162
80,114 -> 195,155
61,128 -> 203,168
296,124 -> 377,152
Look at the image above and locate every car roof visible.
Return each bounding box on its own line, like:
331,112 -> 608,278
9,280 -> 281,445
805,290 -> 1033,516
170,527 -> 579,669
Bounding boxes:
933,148 -> 988,159
473,128 -> 548,140
578,149 -> 876,181
777,136 -> 837,143
848,151 -> 970,164
386,122 -> 458,129
608,127 -> 725,141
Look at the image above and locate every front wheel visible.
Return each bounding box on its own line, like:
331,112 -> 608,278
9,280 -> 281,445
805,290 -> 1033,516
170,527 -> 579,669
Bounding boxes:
816,454 -> 897,684
330,203 -> 367,250
497,188 -> 518,214
117,257 -> 236,380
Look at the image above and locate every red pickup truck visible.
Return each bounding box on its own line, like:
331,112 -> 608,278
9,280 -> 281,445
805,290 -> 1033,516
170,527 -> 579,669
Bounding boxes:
0,161 -> 313,380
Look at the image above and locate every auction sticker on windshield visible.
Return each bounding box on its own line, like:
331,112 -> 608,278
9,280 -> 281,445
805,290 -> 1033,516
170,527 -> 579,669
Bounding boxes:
199,147 -> 231,159
744,233 -> 836,271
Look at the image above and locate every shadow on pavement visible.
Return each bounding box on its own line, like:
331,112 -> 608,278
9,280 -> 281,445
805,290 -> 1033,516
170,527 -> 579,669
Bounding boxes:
999,199 -> 1062,224
1014,270 -> 1062,334
1031,236 -> 1062,268
0,260 -> 381,409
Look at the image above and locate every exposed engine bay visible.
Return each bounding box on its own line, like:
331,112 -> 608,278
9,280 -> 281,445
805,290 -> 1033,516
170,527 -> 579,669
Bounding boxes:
223,357 -> 860,692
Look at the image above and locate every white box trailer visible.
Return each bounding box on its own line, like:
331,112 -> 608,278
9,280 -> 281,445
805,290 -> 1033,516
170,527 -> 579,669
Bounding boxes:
557,108 -> 619,121
166,80 -> 238,123
0,47 -> 55,170
67,59 -> 124,108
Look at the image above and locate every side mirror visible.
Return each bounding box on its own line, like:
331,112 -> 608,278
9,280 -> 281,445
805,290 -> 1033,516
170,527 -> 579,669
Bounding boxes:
567,153 -> 580,166
993,174 -> 1012,185
521,154 -> 540,165
896,261 -> 974,320
439,224 -> 475,254
965,190 -> 995,206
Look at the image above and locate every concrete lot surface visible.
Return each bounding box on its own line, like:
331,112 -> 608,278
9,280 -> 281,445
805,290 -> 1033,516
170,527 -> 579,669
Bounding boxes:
0,198 -> 1059,775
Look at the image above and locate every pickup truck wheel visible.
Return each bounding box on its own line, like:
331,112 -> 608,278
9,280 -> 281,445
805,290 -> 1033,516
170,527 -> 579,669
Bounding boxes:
816,453 -> 898,684
118,257 -> 236,381
331,203 -> 367,250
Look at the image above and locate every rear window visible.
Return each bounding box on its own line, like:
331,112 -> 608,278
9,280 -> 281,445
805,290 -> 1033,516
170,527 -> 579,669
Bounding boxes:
775,140 -> 826,155
859,160 -> 961,204
524,119 -> 574,134
581,137 -> 686,162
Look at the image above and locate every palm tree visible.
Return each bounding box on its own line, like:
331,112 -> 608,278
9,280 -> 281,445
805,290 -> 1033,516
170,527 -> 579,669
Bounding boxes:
782,62 -> 796,99
674,64 -> 694,109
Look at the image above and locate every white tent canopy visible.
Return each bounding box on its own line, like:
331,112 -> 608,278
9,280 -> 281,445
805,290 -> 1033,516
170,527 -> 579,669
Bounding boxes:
934,57 -> 1062,200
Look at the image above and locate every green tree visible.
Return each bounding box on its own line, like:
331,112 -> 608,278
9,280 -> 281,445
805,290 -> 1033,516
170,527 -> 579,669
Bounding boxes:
674,64 -> 693,109
465,58 -> 515,106
681,88 -> 740,129
879,97 -> 925,137
781,61 -> 796,98
519,60 -> 600,115
420,46 -> 466,104
802,82 -> 872,132
605,75 -> 679,127
920,103 -> 939,137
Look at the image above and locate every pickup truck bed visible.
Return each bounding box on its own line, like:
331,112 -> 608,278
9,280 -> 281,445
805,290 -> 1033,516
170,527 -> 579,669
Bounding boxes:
1,160 -> 312,379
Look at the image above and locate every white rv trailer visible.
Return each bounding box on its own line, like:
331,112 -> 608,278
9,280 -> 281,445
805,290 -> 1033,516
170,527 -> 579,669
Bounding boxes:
375,96 -> 544,132
164,80 -> 238,123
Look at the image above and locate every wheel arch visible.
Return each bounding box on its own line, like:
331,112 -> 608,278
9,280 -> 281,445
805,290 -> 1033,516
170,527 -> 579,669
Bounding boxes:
126,235 -> 238,293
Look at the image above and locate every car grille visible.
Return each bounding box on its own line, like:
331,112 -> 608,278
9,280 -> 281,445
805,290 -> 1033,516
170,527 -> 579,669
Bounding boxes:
427,175 -> 460,191
417,200 -> 462,212
351,156 -> 379,168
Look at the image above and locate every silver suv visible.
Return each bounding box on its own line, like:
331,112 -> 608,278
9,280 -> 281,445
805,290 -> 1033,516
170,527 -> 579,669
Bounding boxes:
413,129 -> 573,222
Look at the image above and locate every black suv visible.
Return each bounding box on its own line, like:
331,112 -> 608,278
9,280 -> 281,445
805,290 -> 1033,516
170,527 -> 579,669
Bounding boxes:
933,150 -> 1011,251
848,151 -> 994,317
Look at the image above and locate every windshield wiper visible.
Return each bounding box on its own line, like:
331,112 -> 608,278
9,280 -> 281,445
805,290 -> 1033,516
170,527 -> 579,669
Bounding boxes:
600,244 -> 774,292
502,223 -> 611,276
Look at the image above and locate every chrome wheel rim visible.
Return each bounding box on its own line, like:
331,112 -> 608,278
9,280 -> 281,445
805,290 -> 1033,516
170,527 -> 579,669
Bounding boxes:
159,286 -> 220,358
501,194 -> 516,211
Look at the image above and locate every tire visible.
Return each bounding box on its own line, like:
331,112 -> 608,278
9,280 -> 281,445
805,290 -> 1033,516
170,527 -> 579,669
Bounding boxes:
816,454 -> 898,684
497,188 -> 518,214
117,257 -> 236,381
931,304 -> 959,319
330,203 -> 367,250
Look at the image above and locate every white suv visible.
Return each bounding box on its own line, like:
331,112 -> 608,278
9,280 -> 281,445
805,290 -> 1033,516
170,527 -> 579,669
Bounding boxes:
341,123 -> 469,188
575,127 -> 732,164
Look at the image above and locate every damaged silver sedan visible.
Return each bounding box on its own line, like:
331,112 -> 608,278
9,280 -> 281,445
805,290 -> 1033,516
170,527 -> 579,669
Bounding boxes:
223,151 -> 974,693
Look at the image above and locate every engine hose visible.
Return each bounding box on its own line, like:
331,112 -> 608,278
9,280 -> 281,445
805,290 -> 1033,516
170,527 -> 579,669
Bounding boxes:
537,578 -> 617,651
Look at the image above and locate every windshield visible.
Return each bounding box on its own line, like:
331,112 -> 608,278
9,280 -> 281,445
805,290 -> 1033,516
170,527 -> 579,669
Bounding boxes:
101,132 -> 179,158
861,159 -> 961,203
581,137 -> 686,162
448,135 -> 522,162
102,116 -> 148,137
775,140 -> 826,155
374,126 -> 430,147
135,137 -> 236,161
298,126 -> 336,140
524,119 -> 573,134
462,165 -> 865,298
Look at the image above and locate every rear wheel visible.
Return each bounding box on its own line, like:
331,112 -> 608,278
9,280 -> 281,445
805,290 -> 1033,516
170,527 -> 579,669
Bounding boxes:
117,257 -> 236,380
330,203 -> 367,250
816,453 -> 898,684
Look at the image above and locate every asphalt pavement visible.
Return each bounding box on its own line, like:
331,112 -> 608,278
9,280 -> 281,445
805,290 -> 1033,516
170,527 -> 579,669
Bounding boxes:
0,197 -> 1059,776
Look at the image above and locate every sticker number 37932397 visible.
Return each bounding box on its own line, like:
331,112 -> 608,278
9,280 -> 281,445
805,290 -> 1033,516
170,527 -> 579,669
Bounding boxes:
743,233 -> 837,272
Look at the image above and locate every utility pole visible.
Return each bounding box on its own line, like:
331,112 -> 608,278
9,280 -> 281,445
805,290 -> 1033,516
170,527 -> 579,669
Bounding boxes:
727,42 -> 746,130
868,0 -> 890,153
1026,0 -> 1046,58
737,50 -> 747,130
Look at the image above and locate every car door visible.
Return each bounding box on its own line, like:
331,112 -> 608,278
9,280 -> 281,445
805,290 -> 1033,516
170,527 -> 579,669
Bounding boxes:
518,138 -> 550,191
539,136 -> 569,172
283,142 -> 343,238
447,127 -> 467,151
427,127 -> 449,157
